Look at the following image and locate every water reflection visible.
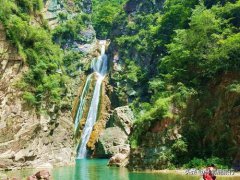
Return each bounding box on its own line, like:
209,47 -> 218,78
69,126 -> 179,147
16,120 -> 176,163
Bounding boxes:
54,160 -> 199,180
71,159 -> 129,180
4,159 -> 240,180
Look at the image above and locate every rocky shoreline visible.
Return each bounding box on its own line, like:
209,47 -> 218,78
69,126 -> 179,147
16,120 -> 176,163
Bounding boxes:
0,169 -> 51,180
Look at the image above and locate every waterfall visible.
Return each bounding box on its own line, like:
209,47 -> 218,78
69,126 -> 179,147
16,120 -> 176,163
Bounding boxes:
74,74 -> 92,132
75,40 -> 108,159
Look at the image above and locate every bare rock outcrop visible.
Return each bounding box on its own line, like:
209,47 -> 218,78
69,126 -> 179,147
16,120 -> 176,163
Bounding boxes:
108,153 -> 129,167
94,106 -> 134,166
0,25 -> 75,170
35,170 -> 50,180
113,106 -> 134,135
94,127 -> 129,157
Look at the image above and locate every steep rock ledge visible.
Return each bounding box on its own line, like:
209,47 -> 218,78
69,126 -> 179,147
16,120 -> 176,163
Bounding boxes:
94,106 -> 134,166
128,73 -> 240,170
0,24 -> 75,170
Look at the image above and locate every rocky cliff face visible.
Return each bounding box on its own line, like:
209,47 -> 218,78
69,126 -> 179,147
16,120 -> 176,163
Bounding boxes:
0,24 -> 75,169
43,0 -> 86,28
128,73 -> 240,170
182,73 -> 240,164
128,118 -> 181,170
94,106 -> 134,167
44,0 -> 96,55
111,0 -> 164,37
108,0 -> 166,106
0,0 -> 96,170
108,0 -> 240,170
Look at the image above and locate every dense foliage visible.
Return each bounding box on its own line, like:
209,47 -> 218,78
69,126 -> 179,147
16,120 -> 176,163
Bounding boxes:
95,0 -> 240,168
91,0 -> 126,38
52,13 -> 91,46
0,0 -> 71,109
2,0 -> 240,169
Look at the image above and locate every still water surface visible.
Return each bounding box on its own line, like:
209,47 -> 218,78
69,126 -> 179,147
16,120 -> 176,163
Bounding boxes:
6,159 -> 240,180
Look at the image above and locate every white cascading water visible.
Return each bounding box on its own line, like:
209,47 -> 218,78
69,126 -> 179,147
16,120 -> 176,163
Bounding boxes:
74,74 -> 92,132
75,40 -> 108,159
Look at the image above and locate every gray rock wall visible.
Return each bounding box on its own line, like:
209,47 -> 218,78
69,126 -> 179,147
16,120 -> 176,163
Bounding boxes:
43,0 -> 93,28
0,24 -> 75,170
94,106 -> 134,166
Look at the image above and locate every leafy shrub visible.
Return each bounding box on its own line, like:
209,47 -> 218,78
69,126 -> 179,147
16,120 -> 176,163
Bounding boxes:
172,139 -> 188,153
206,157 -> 228,169
184,158 -> 206,169
23,92 -> 37,105
184,157 -> 228,169
92,0 -> 127,38
130,97 -> 172,146
52,14 -> 90,45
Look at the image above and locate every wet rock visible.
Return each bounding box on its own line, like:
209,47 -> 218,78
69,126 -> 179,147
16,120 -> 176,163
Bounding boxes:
35,170 -> 50,180
108,153 -> 129,167
94,106 -> 133,161
27,175 -> 37,180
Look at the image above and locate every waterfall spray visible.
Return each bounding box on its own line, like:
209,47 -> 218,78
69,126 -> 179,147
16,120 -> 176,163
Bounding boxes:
75,40 -> 108,159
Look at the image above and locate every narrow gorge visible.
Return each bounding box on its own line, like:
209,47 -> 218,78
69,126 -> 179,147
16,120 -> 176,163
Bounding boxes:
1,0 -> 240,179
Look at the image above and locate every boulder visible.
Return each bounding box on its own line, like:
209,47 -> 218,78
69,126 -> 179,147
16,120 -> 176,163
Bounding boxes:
35,170 -> 50,180
108,153 -> 129,167
95,127 -> 129,157
113,106 -> 134,135
14,149 -> 26,161
94,106 -> 134,160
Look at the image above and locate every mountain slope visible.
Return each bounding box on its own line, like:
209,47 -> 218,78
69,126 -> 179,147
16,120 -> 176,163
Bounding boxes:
106,0 -> 240,169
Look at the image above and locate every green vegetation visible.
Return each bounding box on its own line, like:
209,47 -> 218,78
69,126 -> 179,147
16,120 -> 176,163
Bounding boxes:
93,0 -> 240,168
0,0 -> 70,109
184,157 -> 228,169
92,0 -> 126,38
52,13 -> 91,46
1,0 -> 240,170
